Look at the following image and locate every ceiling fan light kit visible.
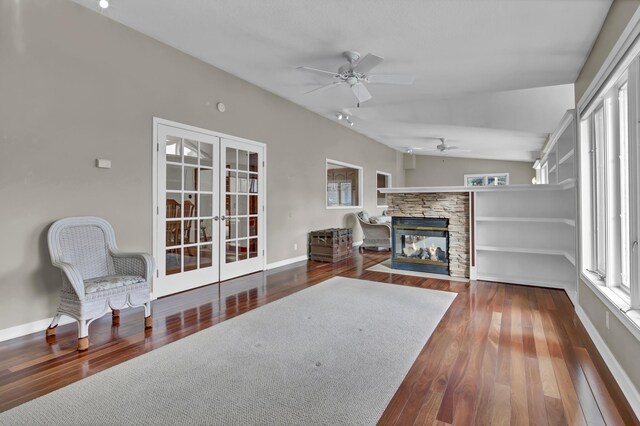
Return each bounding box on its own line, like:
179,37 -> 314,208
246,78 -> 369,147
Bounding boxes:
336,112 -> 354,126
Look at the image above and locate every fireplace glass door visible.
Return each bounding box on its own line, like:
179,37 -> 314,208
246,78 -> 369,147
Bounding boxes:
391,217 -> 449,275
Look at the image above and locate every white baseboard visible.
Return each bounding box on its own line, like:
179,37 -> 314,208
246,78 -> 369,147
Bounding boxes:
0,316 -> 75,343
266,242 -> 362,271
265,255 -> 308,270
575,305 -> 640,419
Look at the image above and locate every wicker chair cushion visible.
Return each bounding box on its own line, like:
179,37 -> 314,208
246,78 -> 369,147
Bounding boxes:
84,275 -> 145,294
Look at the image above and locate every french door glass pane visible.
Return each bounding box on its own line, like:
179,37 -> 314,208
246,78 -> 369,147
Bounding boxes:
184,139 -> 198,165
238,239 -> 248,260
166,248 -> 181,275
184,167 -> 197,191
238,150 -> 248,171
249,238 -> 258,258
226,147 -> 237,169
200,169 -> 213,192
166,165 -> 182,190
166,221 -> 181,247
166,136 -> 182,162
183,197 -> 196,217
200,245 -> 212,268
200,219 -> 212,243
226,242 -> 237,263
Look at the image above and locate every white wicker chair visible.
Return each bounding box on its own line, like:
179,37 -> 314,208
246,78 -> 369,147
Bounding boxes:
356,211 -> 392,252
46,217 -> 154,351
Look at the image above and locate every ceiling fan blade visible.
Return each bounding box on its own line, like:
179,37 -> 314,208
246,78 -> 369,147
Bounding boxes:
304,81 -> 344,94
366,74 -> 415,85
296,66 -> 339,77
351,83 -> 372,103
354,53 -> 384,73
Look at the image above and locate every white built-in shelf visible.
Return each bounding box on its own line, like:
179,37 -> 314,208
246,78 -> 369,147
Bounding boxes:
475,216 -> 575,226
559,149 -> 575,165
476,245 -> 575,265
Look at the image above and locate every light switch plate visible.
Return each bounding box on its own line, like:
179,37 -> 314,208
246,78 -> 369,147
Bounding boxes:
96,159 -> 111,169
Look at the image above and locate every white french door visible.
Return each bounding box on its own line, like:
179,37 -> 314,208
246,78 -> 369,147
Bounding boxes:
154,120 -> 266,298
220,138 -> 265,281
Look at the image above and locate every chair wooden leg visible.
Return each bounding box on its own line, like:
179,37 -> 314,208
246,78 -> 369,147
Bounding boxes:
112,309 -> 120,318
46,314 -> 62,337
77,337 -> 89,351
112,309 -> 120,325
145,316 -> 153,329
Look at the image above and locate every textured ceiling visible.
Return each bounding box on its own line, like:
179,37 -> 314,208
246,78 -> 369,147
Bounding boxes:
73,0 -> 611,161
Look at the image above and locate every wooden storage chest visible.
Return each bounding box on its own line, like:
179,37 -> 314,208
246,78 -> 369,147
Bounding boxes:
308,228 -> 353,263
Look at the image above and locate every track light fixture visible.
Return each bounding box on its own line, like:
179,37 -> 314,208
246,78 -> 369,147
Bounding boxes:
336,112 -> 354,126
98,0 -> 109,9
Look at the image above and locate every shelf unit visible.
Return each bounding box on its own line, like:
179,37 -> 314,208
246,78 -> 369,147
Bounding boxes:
538,110 -> 576,186
479,110 -> 578,298
474,183 -> 577,297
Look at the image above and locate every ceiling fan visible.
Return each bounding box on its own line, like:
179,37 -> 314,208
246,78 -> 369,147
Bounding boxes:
297,50 -> 415,106
407,138 -> 471,154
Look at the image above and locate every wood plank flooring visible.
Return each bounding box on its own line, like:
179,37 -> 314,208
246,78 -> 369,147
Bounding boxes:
0,251 -> 637,425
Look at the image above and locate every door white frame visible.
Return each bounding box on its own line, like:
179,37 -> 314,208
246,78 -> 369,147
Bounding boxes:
152,117 -> 267,299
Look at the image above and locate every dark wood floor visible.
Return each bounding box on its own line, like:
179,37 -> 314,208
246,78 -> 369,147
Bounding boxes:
0,251 -> 637,425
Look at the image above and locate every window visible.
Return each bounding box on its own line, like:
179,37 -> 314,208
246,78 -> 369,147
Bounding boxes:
619,82 -> 631,289
581,69 -> 634,298
593,106 -> 607,275
464,173 -> 509,187
376,172 -> 392,207
326,159 -> 362,208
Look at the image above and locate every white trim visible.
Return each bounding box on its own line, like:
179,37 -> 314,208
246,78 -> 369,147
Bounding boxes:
265,255 -> 308,270
575,305 -> 640,419
578,9 -> 640,115
0,316 -> 75,343
326,158 -> 364,209
375,170 -> 392,208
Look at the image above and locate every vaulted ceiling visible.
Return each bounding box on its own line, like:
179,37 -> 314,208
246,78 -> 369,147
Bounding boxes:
73,0 -> 612,161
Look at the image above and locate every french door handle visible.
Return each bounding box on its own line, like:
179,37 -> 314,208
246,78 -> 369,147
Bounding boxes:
220,216 -> 227,221
213,216 -> 220,221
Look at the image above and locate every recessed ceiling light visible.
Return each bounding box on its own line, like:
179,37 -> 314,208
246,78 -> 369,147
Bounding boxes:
98,0 -> 109,9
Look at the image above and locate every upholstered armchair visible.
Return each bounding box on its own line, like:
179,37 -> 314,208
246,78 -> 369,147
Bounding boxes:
46,217 -> 154,350
356,211 -> 392,251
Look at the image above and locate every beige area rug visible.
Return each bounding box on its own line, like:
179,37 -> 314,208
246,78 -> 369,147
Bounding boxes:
0,277 -> 456,426
367,259 -> 470,283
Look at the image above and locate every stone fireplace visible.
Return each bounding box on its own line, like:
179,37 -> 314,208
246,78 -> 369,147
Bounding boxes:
387,192 -> 470,278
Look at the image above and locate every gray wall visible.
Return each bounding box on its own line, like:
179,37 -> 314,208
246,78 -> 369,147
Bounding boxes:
404,155 -> 534,187
0,1 -> 400,330
574,0 -> 640,399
